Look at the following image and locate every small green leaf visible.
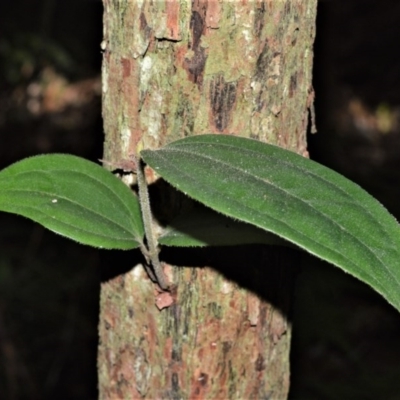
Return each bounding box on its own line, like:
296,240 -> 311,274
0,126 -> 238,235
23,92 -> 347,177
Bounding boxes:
142,134 -> 400,311
159,207 -> 289,247
0,154 -> 144,249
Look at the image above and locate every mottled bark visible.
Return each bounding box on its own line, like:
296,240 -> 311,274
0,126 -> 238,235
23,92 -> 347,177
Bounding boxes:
99,1 -> 317,399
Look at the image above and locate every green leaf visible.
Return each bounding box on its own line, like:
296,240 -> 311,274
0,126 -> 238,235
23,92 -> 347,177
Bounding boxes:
0,154 -> 144,249
159,206 -> 290,247
142,134 -> 400,311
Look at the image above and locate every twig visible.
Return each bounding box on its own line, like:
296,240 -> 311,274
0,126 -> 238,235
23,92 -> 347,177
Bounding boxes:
136,156 -> 170,290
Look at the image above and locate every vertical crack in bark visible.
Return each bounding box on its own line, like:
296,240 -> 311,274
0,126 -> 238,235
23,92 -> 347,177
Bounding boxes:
210,75 -> 237,131
190,10 -> 204,50
185,10 -> 208,86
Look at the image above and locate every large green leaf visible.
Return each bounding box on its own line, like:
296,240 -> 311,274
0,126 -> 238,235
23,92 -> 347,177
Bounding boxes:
141,134 -> 400,311
0,154 -> 144,249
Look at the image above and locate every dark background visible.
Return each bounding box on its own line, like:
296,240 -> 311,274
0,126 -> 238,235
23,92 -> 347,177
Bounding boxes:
1,1 -> 400,399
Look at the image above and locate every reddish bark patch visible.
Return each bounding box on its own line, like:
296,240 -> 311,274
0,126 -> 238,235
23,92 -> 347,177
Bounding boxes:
166,1 -> 181,40
205,1 -> 221,28
121,58 -> 131,79
190,370 -> 209,399
155,291 -> 174,310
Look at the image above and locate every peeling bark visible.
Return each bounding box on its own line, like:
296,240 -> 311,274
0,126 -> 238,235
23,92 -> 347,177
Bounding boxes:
99,1 -> 317,398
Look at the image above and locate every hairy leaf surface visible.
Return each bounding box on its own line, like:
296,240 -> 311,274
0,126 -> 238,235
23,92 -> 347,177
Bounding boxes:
142,134 -> 400,311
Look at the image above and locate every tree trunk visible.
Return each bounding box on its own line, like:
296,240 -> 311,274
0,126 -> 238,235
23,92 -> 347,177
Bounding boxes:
99,1 -> 317,398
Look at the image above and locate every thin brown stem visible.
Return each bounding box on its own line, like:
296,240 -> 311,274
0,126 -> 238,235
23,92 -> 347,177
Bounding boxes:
136,157 -> 169,290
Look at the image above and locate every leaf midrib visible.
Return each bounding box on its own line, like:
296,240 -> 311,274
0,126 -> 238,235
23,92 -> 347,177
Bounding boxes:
152,145 -> 399,292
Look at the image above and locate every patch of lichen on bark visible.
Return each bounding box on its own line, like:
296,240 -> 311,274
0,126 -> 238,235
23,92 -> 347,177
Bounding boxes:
194,0 -> 317,150
99,268 -> 173,396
